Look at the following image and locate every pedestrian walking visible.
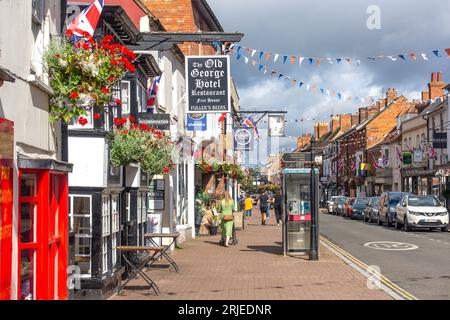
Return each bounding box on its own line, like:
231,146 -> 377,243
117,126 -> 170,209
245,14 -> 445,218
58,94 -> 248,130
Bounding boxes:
244,194 -> 253,219
259,191 -> 269,225
274,191 -> 283,226
219,191 -> 235,247
238,194 -> 245,211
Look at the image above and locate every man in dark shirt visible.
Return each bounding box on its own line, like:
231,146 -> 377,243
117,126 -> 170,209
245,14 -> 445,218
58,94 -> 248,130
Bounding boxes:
259,192 -> 269,225
274,191 -> 283,226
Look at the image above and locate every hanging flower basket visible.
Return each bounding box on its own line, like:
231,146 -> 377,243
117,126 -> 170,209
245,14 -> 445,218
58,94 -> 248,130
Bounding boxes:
109,118 -> 174,175
44,33 -> 136,123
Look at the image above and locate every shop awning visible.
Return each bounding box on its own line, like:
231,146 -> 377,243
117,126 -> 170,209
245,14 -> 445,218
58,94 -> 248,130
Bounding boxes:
18,155 -> 73,173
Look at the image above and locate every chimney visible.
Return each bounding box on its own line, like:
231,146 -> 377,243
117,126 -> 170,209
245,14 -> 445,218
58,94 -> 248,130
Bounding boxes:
428,71 -> 446,100
340,114 -> 352,132
358,107 -> 368,123
386,88 -> 398,103
351,114 -> 359,126
331,115 -> 341,132
368,104 -> 380,117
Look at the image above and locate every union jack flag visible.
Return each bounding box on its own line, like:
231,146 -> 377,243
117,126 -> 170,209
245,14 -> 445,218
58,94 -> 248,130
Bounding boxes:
242,115 -> 260,139
428,146 -> 438,160
66,0 -> 104,38
147,76 -> 161,112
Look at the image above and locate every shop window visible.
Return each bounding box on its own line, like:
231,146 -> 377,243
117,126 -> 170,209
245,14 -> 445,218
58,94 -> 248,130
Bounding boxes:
20,249 -> 35,300
111,195 -> 120,266
121,81 -> 131,115
137,81 -> 148,113
102,195 -> 111,273
69,195 -> 92,276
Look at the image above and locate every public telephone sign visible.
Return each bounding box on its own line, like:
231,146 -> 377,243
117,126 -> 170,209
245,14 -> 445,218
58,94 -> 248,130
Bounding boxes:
186,56 -> 231,113
0,118 -> 13,300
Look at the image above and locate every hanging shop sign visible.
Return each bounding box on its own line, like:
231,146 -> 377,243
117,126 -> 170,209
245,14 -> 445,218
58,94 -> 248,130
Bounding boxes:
433,132 -> 447,149
234,127 -> 254,151
148,179 -> 165,211
403,152 -> 413,166
0,118 -> 13,300
186,56 -> 231,113
138,113 -> 171,131
268,114 -> 286,137
187,113 -> 207,131
413,150 -> 423,163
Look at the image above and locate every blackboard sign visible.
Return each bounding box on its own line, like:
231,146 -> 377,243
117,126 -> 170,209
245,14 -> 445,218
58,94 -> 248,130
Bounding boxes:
138,113 -> 170,131
433,132 -> 447,149
186,56 -> 230,113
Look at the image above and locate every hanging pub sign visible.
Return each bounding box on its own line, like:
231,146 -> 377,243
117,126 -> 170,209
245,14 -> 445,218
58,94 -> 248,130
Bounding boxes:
234,127 -> 254,151
403,152 -> 413,166
433,132 -> 447,149
413,150 -> 423,163
268,114 -> 286,137
186,56 -> 231,113
187,113 -> 207,131
0,118 -> 13,300
138,113 -> 170,131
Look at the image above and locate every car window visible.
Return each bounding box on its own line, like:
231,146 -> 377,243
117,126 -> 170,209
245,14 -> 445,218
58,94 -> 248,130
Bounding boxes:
408,196 -> 441,207
355,198 -> 370,206
371,198 -> 380,207
388,194 -> 402,206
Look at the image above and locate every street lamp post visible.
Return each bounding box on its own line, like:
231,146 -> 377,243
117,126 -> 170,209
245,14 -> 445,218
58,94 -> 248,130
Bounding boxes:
310,136 -> 319,261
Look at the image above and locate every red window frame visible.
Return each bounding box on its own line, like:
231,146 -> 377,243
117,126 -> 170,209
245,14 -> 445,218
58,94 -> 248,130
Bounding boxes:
18,169 -> 68,300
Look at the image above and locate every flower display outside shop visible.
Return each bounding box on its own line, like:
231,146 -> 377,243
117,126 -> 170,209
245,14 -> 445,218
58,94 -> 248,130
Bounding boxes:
109,117 -> 174,175
44,33 -> 136,123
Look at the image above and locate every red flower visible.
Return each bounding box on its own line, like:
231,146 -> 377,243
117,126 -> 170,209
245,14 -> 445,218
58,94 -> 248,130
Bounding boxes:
128,64 -> 136,73
66,30 -> 73,37
101,87 -> 110,94
115,98 -> 122,106
107,76 -> 115,82
78,117 -> 88,126
129,116 -> 136,123
113,118 -> 123,126
163,167 -> 169,174
82,42 -> 90,50
82,31 -> 91,38
111,60 -> 118,65
93,113 -> 101,120
68,91 -> 79,100
102,35 -> 114,45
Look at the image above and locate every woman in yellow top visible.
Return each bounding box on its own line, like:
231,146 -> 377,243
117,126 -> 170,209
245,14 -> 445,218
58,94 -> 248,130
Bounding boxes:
244,194 -> 253,219
219,191 -> 235,247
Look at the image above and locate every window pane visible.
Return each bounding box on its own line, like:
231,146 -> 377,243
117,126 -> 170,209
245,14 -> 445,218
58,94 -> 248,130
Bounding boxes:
20,203 -> 36,243
21,174 -> 36,197
20,249 -> 35,300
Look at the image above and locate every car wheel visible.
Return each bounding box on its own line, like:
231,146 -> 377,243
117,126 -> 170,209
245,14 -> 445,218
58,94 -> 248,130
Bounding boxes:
386,216 -> 392,228
404,217 -> 410,232
395,217 -> 401,230
377,214 -> 383,226
441,226 -> 448,232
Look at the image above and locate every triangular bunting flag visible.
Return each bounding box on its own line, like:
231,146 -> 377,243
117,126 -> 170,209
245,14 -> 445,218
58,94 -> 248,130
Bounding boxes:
398,55 -> 407,61
421,53 -> 429,60
283,55 -> 288,64
299,57 -> 305,65
409,53 -> 417,60
274,54 -> 279,62
444,48 -> 450,58
290,56 -> 296,64
251,49 -> 256,57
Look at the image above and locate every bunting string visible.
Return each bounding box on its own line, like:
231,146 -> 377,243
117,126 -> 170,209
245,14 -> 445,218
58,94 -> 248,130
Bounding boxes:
215,42 -> 450,67
232,51 -> 376,104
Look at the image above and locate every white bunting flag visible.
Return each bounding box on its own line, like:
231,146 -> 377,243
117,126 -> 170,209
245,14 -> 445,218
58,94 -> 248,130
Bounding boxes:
387,56 -> 398,61
244,57 -> 249,64
421,53 -> 429,60
251,49 -> 256,57
274,54 -> 279,62
306,84 -> 310,91
299,57 -> 305,65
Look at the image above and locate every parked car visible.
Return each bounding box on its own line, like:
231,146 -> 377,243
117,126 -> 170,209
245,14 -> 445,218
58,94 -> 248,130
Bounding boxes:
342,198 -> 356,218
378,192 -> 408,227
364,197 -> 380,223
395,195 -> 449,232
333,197 -> 349,216
327,196 -> 340,214
350,197 -> 370,220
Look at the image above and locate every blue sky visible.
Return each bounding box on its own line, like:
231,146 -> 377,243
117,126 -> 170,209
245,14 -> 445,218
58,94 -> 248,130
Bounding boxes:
208,0 -> 450,163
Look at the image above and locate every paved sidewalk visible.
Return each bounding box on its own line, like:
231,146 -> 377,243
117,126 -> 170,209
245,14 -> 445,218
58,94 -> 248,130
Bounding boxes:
112,210 -> 392,300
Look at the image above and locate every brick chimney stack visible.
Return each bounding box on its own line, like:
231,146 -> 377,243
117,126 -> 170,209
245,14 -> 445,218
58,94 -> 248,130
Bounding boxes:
423,72 -> 446,101
358,107 -> 368,123
314,122 -> 330,141
386,88 -> 398,104
331,115 -> 341,132
340,114 -> 352,132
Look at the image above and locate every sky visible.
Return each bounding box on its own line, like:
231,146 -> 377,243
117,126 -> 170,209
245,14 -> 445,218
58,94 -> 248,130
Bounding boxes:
207,0 -> 450,163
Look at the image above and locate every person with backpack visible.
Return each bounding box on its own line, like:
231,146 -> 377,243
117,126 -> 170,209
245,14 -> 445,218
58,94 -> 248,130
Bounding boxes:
259,191 -> 269,225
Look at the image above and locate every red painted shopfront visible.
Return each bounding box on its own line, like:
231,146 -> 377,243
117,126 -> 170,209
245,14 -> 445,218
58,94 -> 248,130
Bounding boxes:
0,117 -> 72,300
0,118 -> 13,300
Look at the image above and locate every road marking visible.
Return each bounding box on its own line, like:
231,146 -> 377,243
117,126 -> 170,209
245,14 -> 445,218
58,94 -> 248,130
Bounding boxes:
363,241 -> 419,251
321,236 -> 418,300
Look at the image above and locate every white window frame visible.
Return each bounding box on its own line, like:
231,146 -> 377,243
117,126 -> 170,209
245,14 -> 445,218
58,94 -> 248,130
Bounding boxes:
68,109 -> 94,130
102,195 -> 111,237
121,81 -> 131,115
69,195 -> 92,277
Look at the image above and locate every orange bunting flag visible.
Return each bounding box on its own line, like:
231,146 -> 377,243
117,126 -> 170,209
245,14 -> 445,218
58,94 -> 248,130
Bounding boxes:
292,79 -> 298,86
445,48 -> 450,58
409,53 -> 417,60
316,59 -> 321,66
345,58 -> 352,64
265,53 -> 272,61
252,60 -> 257,66
290,56 -> 297,64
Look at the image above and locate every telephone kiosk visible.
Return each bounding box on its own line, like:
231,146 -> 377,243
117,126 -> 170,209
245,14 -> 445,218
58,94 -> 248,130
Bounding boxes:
282,168 -> 319,257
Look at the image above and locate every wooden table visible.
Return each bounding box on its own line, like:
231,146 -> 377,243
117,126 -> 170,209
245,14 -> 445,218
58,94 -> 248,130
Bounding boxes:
144,233 -> 180,272
116,246 -> 164,295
